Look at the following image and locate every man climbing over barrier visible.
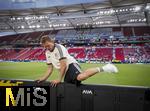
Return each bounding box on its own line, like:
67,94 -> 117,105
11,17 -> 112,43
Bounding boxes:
36,35 -> 118,87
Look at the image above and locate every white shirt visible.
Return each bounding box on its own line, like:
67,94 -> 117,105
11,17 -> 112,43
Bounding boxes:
45,44 -> 78,69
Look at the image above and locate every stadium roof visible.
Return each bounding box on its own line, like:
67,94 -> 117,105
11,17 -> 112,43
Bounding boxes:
0,0 -> 150,36
0,0 -> 102,10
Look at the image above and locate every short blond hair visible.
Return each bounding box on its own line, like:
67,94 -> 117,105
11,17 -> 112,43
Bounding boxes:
40,35 -> 54,44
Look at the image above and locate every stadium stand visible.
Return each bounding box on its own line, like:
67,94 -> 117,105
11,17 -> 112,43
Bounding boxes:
0,46 -> 149,63
115,48 -> 124,61
0,27 -> 149,63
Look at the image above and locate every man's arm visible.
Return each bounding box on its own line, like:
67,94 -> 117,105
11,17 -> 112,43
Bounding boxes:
51,58 -> 67,87
59,58 -> 67,82
36,64 -> 53,83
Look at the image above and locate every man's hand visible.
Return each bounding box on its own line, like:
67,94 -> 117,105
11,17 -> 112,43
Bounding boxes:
35,64 -> 53,83
35,77 -> 46,83
51,79 -> 61,87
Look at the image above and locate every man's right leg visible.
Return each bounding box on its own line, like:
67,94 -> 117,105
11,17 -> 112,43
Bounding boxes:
77,64 -> 118,81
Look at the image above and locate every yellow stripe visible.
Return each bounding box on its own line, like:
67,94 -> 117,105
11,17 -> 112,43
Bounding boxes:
0,80 -> 23,86
6,80 -> 11,83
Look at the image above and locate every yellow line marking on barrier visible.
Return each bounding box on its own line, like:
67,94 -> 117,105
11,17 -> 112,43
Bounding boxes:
0,80 -> 23,86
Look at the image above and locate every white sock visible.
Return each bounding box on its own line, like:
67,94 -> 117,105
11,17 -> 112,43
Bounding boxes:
102,64 -> 108,72
96,67 -> 100,72
96,67 -> 103,72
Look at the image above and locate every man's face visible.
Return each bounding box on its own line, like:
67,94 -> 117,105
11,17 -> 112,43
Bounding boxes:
42,41 -> 54,51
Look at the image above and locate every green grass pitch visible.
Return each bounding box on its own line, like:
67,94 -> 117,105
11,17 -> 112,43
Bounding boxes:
0,62 -> 150,87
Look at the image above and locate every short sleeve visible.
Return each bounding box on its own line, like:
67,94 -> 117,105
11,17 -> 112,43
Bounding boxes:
56,44 -> 67,60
